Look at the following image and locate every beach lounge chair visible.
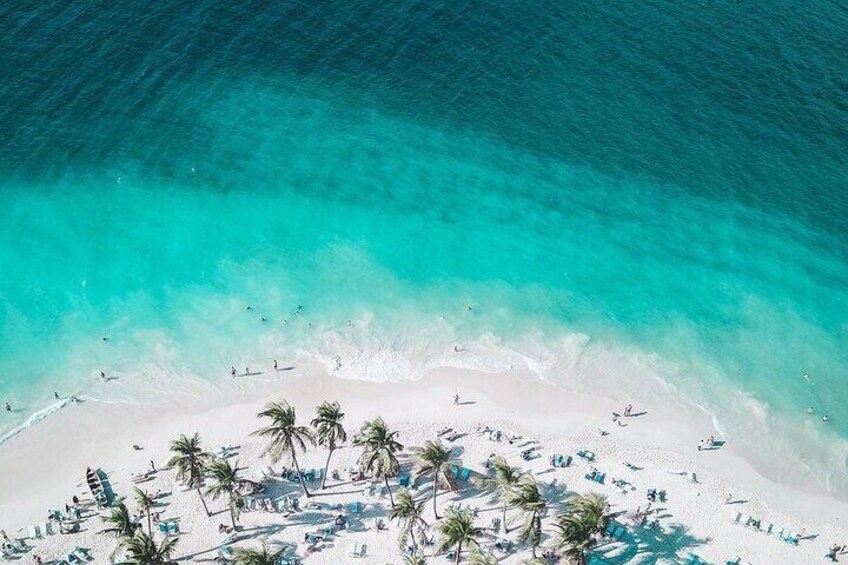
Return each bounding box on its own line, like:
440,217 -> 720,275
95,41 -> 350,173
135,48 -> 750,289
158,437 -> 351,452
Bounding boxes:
764,523 -> 774,534
685,553 -> 705,564
731,512 -> 742,524
577,449 -> 595,461
217,546 -> 234,561
460,467 -> 471,481
348,501 -> 363,513
27,525 -> 40,539
348,542 -> 366,558
72,548 -> 92,562
725,557 -> 741,565
40,522 -> 52,536
399,474 -> 410,487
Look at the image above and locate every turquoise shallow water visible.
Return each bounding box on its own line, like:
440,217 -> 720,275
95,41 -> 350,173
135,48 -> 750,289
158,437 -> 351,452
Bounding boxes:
1,1 -> 846,492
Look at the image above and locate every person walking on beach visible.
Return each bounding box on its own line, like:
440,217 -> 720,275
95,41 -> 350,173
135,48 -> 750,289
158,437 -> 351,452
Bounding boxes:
4,402 -> 10,412
231,366 -> 236,377
54,392 -> 60,400
149,460 -> 156,472
454,394 -> 460,406
100,371 -> 106,381
273,359 -> 278,370
624,404 -> 632,417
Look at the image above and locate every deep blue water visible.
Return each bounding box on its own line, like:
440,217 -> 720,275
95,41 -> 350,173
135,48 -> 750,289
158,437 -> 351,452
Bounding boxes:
0,0 -> 846,492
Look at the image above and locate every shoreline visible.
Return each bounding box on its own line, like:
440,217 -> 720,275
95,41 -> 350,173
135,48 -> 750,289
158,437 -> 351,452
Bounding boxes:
1,365 -> 845,563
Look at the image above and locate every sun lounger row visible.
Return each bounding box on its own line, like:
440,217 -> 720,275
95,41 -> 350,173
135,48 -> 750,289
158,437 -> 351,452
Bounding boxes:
730,513 -> 800,543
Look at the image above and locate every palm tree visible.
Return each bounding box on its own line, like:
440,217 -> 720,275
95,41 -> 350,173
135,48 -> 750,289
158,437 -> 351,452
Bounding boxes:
134,487 -> 156,536
166,432 -> 213,517
99,502 -> 140,539
507,474 -> 546,558
403,554 -> 428,565
252,400 -> 315,497
437,507 -> 483,564
468,549 -> 498,565
232,542 -> 290,565
311,401 -> 347,490
411,439 -> 453,519
122,530 -> 178,564
553,493 -> 608,565
475,455 -> 522,533
388,488 -> 429,552
204,458 -> 257,529
354,417 -> 404,507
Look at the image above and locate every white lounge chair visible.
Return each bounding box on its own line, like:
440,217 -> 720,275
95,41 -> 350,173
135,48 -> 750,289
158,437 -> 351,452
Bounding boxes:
348,542 -> 367,558
27,525 -> 40,539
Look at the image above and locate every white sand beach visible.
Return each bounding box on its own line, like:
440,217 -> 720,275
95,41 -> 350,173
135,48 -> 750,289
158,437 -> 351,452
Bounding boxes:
1,363 -> 846,564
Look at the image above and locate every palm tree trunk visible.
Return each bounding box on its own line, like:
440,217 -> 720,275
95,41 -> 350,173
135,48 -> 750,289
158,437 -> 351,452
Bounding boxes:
455,540 -> 462,564
196,486 -> 211,517
432,473 -> 440,519
228,497 -> 238,529
321,447 -> 334,490
146,509 -> 152,536
291,453 -> 311,497
384,474 -> 395,507
502,501 -> 508,533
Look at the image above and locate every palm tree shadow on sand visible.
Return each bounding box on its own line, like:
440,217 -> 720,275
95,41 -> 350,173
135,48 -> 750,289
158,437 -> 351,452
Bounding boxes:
594,522 -> 710,564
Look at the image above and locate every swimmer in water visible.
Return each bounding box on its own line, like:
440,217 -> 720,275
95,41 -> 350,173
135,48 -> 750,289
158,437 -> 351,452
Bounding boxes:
822,415 -> 830,422
4,402 -> 10,412
806,406 -> 814,414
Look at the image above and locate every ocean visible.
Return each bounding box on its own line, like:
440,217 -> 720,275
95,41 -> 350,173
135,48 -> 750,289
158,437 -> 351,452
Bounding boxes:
0,1 -> 846,494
